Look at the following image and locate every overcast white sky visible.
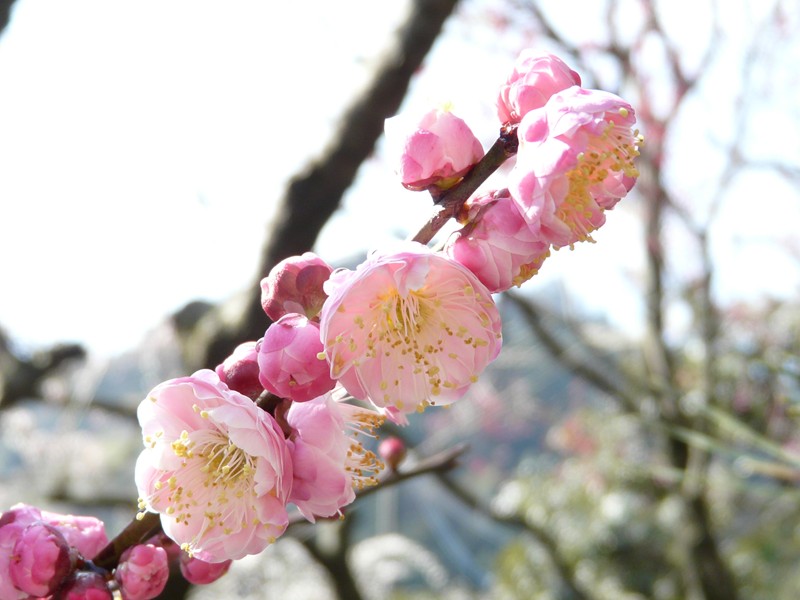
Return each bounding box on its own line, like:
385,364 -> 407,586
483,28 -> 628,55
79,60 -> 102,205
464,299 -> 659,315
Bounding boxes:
1,0 -> 798,358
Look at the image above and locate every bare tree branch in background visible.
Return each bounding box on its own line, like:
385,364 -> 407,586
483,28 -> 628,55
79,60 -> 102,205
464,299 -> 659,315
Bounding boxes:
183,0 -> 461,371
0,0 -> 18,37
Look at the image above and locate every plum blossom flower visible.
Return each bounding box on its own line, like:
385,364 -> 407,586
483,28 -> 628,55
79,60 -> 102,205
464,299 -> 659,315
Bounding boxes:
444,189 -> 551,293
134,370 -> 292,562
40,510 -> 108,560
0,504 -> 43,600
115,544 -> 169,600
261,252 -> 333,321
384,107 -> 484,191
258,314 -> 336,402
10,522 -> 74,597
319,242 -> 502,423
286,393 -> 384,521
497,51 -> 581,124
509,86 -> 641,248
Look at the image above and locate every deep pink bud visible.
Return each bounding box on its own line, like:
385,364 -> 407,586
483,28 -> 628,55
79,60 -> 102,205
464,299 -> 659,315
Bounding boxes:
115,544 -> 169,600
40,510 -> 108,560
10,522 -> 74,597
384,107 -> 484,191
257,314 -> 335,402
60,571 -> 113,600
215,341 -> 264,400
378,437 -> 407,471
261,252 -> 334,321
0,504 -> 42,600
179,553 -> 232,585
444,190 -> 550,293
497,51 -> 581,124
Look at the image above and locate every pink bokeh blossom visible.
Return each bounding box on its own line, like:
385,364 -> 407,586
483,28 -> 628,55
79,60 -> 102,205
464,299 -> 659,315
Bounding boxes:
286,393 -> 384,521
384,107 -> 484,191
445,190 -> 551,293
510,86 -> 640,248
179,554 -> 232,585
320,242 -> 502,423
258,314 -> 336,402
134,370 -> 292,562
497,51 -> 581,124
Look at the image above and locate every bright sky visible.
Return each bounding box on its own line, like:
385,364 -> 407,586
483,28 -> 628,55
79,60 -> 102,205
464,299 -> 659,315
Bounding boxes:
1,0 -> 798,358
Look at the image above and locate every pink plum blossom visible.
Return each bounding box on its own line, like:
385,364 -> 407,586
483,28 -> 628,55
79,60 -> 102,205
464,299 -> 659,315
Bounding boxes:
179,553 -> 232,585
258,314 -> 336,402
215,341 -> 264,400
0,504 -> 43,600
319,242 -> 502,423
286,393 -> 384,521
509,86 -> 641,248
10,522 -> 74,597
115,544 -> 169,600
260,252 -> 333,321
444,190 -> 551,293
378,437 -> 407,471
497,51 -> 581,124
40,510 -> 108,560
384,107 -> 484,191
134,369 -> 292,562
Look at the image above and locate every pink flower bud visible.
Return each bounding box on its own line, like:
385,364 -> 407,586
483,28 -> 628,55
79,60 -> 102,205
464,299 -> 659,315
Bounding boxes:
10,522 -> 74,597
115,544 -> 169,600
384,107 -> 484,191
0,504 -> 42,600
444,190 -> 550,293
215,341 -> 264,400
257,314 -> 335,402
40,510 -> 108,560
179,553 -> 232,585
261,253 -> 334,321
378,437 -> 407,471
497,51 -> 581,124
59,571 -> 113,600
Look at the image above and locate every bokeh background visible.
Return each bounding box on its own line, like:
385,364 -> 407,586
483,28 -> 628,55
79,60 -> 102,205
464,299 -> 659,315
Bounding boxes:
1,0 -> 799,598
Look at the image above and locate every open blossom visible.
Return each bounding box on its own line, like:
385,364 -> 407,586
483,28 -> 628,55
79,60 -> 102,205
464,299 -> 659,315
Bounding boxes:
135,370 -> 292,562
384,107 -> 484,191
261,252 -> 333,321
497,51 -> 581,124
319,242 -> 502,423
115,544 -> 169,600
444,190 -> 550,293
286,393 -> 384,521
509,86 -> 641,248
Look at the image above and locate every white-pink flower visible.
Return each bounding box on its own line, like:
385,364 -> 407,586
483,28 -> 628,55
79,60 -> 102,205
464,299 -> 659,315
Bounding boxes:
384,107 -> 484,191
497,50 -> 581,124
286,393 -> 384,522
134,370 -> 292,562
319,242 -> 502,423
509,86 -> 641,248
444,190 -> 551,293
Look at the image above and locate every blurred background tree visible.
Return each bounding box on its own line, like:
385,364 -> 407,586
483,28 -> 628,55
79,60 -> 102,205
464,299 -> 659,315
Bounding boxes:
1,0 -> 799,598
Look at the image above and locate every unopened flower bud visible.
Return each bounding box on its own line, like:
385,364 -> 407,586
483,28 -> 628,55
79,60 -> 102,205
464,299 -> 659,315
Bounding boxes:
0,504 -> 43,600
215,341 -> 264,400
497,51 -> 581,124
384,107 -> 484,192
261,253 -> 333,321
41,510 -> 108,560
115,544 -> 169,600
258,314 -> 335,402
10,522 -> 74,597
378,437 -> 407,471
179,554 -> 232,585
59,571 -> 113,600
